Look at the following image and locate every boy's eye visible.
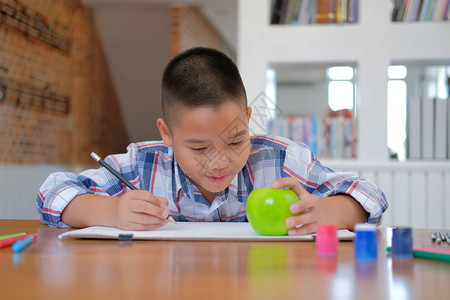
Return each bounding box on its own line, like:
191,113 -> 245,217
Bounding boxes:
190,147 -> 207,152
229,140 -> 244,147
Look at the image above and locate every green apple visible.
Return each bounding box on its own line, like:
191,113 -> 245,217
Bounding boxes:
246,188 -> 299,235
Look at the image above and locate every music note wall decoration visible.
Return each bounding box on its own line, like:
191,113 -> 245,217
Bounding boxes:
0,75 -> 69,116
0,0 -> 71,53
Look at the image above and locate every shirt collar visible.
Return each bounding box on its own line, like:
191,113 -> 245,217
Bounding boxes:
173,154 -> 239,204
173,157 -> 195,200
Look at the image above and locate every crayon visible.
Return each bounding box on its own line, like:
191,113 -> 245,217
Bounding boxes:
12,235 -> 35,253
386,246 -> 450,263
0,234 -> 37,248
0,232 -> 26,240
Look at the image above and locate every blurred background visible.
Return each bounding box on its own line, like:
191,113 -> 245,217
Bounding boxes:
1,0 -> 449,229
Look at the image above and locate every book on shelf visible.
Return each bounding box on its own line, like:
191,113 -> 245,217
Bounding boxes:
434,98 -> 447,159
267,115 -> 356,159
444,0 -> 450,19
270,0 -> 359,24
407,97 -> 450,160
347,0 -> 359,23
448,98 -> 450,158
392,0 -> 450,22
302,117 -> 314,152
344,117 -> 356,159
326,117 -> 341,158
432,0 -> 449,20
316,0 -> 336,23
420,0 -> 435,21
407,96 -> 421,159
421,97 -> 435,159
271,0 -> 287,24
404,0 -> 423,22
335,0 -> 348,24
283,0 -> 301,24
298,0 -> 317,24
392,0 -> 405,21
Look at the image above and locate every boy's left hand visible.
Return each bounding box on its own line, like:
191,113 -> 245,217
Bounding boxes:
271,177 -> 367,236
271,177 -> 327,235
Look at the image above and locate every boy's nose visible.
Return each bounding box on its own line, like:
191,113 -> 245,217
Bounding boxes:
207,151 -> 231,170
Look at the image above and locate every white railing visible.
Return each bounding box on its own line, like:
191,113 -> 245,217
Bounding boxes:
325,160 -> 450,229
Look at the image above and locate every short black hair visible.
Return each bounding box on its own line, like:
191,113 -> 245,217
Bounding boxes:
161,47 -> 247,127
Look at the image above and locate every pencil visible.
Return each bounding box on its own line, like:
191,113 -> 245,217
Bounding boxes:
90,152 -> 176,224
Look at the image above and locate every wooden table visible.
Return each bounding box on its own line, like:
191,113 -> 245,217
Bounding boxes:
0,220 -> 449,299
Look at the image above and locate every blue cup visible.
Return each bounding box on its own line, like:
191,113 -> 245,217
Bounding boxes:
391,227 -> 413,259
354,223 -> 378,262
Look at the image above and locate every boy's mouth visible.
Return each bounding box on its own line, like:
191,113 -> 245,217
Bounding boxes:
206,175 -> 228,184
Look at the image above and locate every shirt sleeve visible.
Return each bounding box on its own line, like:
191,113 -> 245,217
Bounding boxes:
36,144 -> 140,228
282,140 -> 389,225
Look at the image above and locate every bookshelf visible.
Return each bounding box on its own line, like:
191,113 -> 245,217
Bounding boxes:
237,0 -> 450,162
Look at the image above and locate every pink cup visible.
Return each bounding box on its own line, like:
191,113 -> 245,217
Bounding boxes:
316,225 -> 338,256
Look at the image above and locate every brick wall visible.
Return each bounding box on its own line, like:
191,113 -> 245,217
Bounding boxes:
0,0 -> 129,164
170,6 -> 227,58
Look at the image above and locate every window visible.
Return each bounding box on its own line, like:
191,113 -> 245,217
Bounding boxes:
389,64 -> 450,161
387,65 -> 407,160
327,66 -> 354,111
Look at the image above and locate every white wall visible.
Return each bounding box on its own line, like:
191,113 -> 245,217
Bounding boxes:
0,165 -> 66,219
92,5 -> 171,142
0,165 -> 98,220
277,83 -> 329,118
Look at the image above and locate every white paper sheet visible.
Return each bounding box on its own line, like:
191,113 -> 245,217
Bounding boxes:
58,222 -> 355,242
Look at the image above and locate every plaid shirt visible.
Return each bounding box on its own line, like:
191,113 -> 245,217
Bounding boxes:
36,135 -> 388,228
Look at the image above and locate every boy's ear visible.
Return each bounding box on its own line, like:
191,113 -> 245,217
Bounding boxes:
157,118 -> 173,147
246,106 -> 252,122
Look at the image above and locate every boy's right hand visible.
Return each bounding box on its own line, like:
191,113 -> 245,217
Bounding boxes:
114,190 -> 170,230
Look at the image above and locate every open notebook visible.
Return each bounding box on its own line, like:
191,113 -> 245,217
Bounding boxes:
58,222 -> 355,242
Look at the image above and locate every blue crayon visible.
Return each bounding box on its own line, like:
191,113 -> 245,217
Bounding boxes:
12,235 -> 35,253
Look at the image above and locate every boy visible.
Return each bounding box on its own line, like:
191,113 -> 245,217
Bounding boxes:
37,47 -> 388,235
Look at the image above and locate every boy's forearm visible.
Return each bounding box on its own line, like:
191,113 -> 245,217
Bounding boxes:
324,194 -> 369,230
61,194 -> 117,228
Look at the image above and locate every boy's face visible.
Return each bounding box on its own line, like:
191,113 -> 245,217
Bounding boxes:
158,101 -> 252,200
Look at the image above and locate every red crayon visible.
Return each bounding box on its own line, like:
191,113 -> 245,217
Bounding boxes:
0,234 -> 37,248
